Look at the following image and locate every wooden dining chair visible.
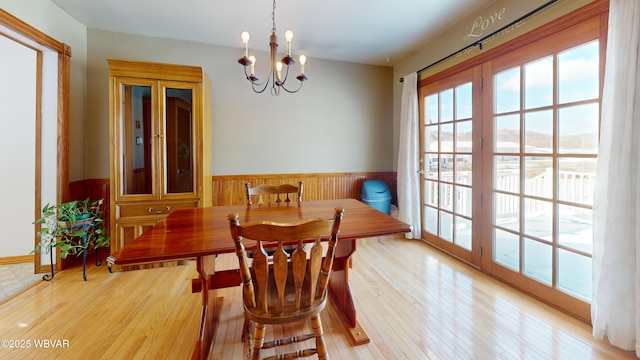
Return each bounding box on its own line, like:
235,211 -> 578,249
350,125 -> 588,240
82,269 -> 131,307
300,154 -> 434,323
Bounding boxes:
245,181 -> 304,205
228,207 -> 344,360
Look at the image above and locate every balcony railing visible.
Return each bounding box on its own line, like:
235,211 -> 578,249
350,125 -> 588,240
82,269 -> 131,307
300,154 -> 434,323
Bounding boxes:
426,168 -> 595,217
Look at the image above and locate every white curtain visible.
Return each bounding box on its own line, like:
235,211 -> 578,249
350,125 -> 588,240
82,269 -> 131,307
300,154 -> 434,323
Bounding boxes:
397,72 -> 421,239
591,0 -> 640,355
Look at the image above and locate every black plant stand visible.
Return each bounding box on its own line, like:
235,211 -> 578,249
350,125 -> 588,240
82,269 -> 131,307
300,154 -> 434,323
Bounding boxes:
80,226 -> 89,281
43,249 -> 55,281
42,222 -> 103,282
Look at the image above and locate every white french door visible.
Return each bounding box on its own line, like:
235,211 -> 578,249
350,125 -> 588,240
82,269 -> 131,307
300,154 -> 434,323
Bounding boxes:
420,67 -> 482,265
481,19 -> 601,313
419,6 -> 606,320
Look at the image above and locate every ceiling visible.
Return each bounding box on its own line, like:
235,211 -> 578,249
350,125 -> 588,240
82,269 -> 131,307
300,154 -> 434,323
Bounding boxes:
51,0 -> 496,67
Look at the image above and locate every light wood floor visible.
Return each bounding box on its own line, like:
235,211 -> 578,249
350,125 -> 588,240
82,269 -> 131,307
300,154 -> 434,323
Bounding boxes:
0,235 -> 635,360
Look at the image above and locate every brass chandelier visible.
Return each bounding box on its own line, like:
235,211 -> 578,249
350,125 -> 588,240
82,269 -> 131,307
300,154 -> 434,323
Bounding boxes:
238,0 -> 308,95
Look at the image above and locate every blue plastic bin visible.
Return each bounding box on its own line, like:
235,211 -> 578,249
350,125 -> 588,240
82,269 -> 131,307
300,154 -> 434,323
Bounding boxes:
361,180 -> 392,215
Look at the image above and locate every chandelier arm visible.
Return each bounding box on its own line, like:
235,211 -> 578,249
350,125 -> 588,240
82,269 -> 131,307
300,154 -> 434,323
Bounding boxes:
283,64 -> 296,84
251,73 -> 272,94
243,65 -> 272,93
279,80 -> 304,94
242,66 -> 257,84
252,81 -> 271,94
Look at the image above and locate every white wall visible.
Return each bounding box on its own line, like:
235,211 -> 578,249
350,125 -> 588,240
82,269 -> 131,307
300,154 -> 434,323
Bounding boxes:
85,30 -> 394,177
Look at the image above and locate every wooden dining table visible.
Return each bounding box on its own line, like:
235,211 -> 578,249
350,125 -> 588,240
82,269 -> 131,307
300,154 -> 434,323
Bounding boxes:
107,198 -> 410,360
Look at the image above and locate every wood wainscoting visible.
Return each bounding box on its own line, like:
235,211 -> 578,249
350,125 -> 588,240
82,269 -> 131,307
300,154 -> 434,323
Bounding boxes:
65,172 -> 397,266
62,179 -> 111,270
212,172 -> 397,206
69,172 -> 396,212
68,178 -> 110,232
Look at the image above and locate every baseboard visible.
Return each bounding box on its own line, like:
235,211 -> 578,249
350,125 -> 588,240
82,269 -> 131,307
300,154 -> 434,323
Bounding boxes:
0,255 -> 33,265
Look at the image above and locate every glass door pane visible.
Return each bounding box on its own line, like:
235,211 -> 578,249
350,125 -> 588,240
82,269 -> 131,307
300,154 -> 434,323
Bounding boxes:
421,69 -> 476,263
163,86 -> 195,195
120,83 -> 154,196
489,40 -> 599,303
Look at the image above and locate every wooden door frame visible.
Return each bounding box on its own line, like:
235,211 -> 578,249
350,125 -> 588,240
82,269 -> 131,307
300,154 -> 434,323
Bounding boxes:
0,9 -> 71,273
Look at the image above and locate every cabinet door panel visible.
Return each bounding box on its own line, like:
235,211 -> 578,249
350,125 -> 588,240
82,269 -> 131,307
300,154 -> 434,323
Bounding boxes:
115,219 -> 158,249
115,79 -> 158,200
165,92 -> 194,194
161,84 -> 199,199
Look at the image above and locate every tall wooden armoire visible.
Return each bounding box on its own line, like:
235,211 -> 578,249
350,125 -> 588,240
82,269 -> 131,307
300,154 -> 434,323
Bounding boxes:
107,59 -> 212,269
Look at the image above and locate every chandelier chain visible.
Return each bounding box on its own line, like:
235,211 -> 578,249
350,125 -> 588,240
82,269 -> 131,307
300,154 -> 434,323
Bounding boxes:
271,0 -> 277,35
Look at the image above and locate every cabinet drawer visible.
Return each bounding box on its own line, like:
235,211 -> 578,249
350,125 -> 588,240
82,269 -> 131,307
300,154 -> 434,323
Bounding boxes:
117,200 -> 199,218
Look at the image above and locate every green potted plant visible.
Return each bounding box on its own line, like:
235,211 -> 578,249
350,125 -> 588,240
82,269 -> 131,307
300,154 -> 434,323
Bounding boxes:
33,198 -> 110,280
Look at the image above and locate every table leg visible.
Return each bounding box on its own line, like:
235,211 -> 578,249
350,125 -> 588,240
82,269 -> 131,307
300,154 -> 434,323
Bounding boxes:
328,238 -> 370,345
192,255 -> 223,360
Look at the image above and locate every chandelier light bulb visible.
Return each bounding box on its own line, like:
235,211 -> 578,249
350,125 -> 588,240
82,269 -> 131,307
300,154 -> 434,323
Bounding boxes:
276,61 -> 283,80
241,31 -> 250,57
299,54 -> 307,73
285,30 -> 293,56
249,56 -> 256,75
241,31 -> 250,43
